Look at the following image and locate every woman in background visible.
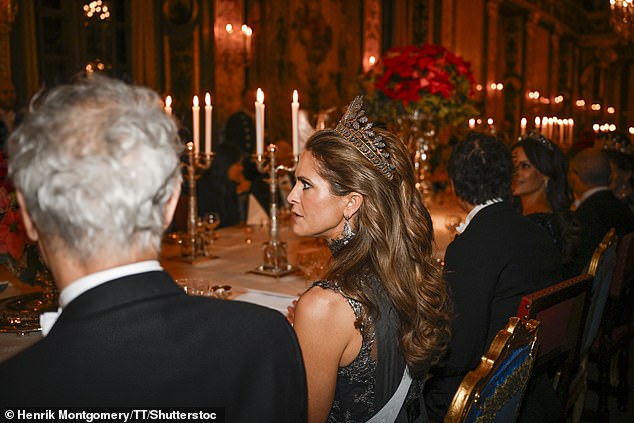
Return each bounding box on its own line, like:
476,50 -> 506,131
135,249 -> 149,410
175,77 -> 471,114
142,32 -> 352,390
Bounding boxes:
288,97 -> 451,422
511,132 -> 577,272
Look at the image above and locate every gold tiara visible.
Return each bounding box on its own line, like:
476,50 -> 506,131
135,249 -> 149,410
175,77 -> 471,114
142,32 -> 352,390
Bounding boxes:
334,96 -> 396,180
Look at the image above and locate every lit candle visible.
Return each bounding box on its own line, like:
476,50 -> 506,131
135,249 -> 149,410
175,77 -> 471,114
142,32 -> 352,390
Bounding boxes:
205,92 -> 212,154
569,119 -> 574,145
469,118 -> 476,129
164,96 -> 172,115
487,118 -> 494,126
535,116 -> 541,131
255,88 -> 265,156
558,119 -> 564,145
520,117 -> 527,135
192,95 -> 200,155
291,90 -> 300,156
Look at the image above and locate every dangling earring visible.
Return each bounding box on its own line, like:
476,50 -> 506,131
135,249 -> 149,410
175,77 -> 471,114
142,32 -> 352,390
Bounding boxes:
342,214 -> 355,242
329,214 -> 356,254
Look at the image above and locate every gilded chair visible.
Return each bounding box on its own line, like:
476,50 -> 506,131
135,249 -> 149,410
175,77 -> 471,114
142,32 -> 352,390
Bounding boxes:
587,230 -> 634,420
516,274 -> 593,405
444,317 -> 541,423
568,229 -> 617,422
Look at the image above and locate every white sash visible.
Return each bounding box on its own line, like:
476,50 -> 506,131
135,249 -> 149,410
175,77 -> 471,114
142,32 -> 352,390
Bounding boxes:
365,367 -> 412,423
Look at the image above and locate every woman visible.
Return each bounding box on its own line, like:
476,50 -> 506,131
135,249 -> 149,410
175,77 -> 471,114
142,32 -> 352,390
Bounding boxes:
511,132 -> 576,266
288,97 -> 451,423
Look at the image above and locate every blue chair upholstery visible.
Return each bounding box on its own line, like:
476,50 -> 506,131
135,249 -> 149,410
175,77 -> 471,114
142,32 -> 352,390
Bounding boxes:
444,317 -> 541,423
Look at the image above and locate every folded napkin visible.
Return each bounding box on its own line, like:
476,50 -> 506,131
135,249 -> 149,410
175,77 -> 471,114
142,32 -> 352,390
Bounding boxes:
234,290 -> 297,315
247,193 -> 269,226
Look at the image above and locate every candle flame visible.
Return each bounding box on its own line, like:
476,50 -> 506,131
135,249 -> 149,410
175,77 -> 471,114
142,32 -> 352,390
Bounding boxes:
535,117 -> 541,126
205,92 -> 212,106
256,88 -> 264,103
292,90 -> 298,103
193,95 -> 199,107
520,117 -> 527,127
165,95 -> 172,107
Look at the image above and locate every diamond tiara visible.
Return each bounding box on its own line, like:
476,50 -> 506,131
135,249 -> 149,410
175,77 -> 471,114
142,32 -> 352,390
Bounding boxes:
334,96 -> 396,180
520,130 -> 555,151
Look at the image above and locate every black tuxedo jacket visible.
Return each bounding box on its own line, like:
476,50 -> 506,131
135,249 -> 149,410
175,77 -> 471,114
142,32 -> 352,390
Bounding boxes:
424,201 -> 562,421
0,271 -> 307,422
567,189 -> 634,275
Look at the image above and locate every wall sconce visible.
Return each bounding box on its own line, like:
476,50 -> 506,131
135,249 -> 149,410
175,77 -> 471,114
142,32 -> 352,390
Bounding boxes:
575,99 -> 586,108
607,106 -> 616,114
591,103 -> 601,111
554,95 -> 564,104
490,83 -> 503,91
527,90 -> 540,101
224,23 -> 254,64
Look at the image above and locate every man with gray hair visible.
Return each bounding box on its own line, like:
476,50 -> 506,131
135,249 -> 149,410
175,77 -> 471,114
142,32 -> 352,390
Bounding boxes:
567,147 -> 634,275
0,76 -> 307,421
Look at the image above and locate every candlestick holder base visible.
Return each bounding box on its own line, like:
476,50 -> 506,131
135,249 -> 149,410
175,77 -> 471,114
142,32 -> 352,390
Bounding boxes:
175,232 -> 219,264
248,264 -> 298,278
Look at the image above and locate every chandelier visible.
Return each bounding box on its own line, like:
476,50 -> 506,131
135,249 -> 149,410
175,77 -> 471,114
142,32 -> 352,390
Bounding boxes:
83,0 -> 110,21
610,0 -> 634,42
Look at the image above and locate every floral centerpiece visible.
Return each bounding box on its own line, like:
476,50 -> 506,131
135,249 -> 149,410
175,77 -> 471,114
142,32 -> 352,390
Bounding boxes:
0,185 -> 55,333
0,186 -> 48,284
360,43 -> 478,128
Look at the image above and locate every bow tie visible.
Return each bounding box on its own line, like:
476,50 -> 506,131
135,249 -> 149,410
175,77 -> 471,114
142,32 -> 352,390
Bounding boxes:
39,308 -> 62,337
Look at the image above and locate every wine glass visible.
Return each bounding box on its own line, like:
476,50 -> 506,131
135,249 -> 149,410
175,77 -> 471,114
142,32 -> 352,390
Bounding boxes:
202,212 -> 220,246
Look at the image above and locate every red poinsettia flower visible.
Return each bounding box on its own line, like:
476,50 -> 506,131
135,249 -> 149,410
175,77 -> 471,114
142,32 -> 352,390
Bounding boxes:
360,43 -> 478,127
0,208 -> 26,260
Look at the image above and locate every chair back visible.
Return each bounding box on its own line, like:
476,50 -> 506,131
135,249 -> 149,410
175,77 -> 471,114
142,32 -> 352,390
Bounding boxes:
444,317 -> 541,423
581,229 -> 618,356
516,274 -> 592,398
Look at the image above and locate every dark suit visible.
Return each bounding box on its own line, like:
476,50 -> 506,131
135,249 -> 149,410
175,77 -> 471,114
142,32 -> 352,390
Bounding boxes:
424,201 -> 562,421
0,271 -> 307,422
567,189 -> 634,276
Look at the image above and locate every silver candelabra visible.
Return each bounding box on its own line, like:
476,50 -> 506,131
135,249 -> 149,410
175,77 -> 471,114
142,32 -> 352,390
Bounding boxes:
250,143 -> 298,277
179,142 -> 214,262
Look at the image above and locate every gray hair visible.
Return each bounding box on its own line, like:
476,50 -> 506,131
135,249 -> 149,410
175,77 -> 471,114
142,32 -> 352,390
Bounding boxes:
8,75 -> 183,262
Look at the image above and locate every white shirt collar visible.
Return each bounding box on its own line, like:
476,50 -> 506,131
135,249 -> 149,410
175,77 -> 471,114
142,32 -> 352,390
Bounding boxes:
573,186 -> 610,209
59,260 -> 163,309
455,198 -> 503,234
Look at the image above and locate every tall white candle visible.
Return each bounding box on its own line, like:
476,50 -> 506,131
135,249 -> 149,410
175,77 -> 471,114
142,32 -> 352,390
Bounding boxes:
255,88 -> 265,156
192,95 -> 200,154
469,118 -> 475,129
205,92 -> 212,153
535,116 -> 541,131
291,90 -> 300,156
520,117 -> 527,135
165,96 -> 172,115
558,119 -> 564,145
569,119 -> 574,145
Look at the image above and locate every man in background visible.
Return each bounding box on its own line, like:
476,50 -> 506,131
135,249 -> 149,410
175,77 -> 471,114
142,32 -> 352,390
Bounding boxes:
567,147 -> 634,275
0,75 -> 307,422
424,132 -> 563,422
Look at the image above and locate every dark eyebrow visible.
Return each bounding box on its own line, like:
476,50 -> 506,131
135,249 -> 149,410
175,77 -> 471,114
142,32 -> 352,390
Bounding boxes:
297,176 -> 312,185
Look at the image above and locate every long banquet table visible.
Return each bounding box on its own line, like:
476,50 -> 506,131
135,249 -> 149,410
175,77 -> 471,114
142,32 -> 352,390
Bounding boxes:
0,196 -> 464,363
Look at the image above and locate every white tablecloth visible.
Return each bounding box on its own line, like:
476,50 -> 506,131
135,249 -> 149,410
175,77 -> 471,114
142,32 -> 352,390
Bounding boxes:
0,198 -> 464,363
